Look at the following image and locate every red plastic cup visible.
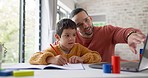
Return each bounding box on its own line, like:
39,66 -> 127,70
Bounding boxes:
112,56 -> 120,74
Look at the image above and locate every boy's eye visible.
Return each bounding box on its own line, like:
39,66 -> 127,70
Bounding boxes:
73,34 -> 76,37
65,35 -> 69,37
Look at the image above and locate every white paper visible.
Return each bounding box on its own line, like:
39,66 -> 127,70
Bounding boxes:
45,63 -> 84,70
4,63 -> 84,70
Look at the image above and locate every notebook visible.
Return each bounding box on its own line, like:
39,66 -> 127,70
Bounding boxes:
4,63 -> 85,70
89,34 -> 148,72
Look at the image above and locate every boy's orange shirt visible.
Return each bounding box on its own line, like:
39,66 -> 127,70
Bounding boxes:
29,43 -> 102,65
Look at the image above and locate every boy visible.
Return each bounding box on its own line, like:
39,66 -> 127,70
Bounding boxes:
29,19 -> 102,65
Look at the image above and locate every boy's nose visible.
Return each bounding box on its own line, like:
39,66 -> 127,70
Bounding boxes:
69,37 -> 75,40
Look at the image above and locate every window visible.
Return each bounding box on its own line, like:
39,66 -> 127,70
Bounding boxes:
0,0 -> 40,63
0,0 -> 70,63
57,5 -> 70,22
0,0 -> 20,63
25,0 -> 36,62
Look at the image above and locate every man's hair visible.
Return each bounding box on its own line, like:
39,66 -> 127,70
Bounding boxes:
56,19 -> 77,37
69,8 -> 88,18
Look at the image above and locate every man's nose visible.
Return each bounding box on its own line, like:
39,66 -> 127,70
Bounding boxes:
83,22 -> 89,28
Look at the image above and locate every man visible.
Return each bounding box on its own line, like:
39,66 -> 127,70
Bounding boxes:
70,8 -> 146,63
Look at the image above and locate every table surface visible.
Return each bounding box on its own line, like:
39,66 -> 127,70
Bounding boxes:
0,63 -> 148,78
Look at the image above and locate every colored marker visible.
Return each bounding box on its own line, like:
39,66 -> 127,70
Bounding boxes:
0,70 -> 13,76
13,70 -> 34,77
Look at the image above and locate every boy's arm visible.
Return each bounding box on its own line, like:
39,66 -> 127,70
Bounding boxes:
81,51 -> 102,63
29,45 -> 61,65
47,55 -> 68,66
77,44 -> 102,63
29,52 -> 54,65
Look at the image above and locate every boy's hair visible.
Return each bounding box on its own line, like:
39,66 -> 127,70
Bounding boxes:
56,19 -> 77,37
69,8 -> 88,18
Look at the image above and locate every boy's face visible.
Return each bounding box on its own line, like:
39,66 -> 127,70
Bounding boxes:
58,28 -> 76,50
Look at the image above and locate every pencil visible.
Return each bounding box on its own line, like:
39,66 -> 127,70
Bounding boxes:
50,44 -> 68,65
50,44 -> 60,55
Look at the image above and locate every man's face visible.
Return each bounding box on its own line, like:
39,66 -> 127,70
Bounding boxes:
72,11 -> 93,37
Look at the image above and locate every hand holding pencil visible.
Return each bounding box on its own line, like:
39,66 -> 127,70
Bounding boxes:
48,44 -> 68,65
55,55 -> 68,65
47,55 -> 68,66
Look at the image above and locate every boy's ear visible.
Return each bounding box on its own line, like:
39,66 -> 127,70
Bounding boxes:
55,34 -> 60,40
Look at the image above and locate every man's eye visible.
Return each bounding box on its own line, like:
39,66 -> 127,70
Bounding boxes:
85,18 -> 88,22
77,24 -> 81,27
77,23 -> 83,27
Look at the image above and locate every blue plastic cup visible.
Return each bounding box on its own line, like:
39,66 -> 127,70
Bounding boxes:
103,64 -> 112,73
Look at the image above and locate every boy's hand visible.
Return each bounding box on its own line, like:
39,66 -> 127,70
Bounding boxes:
53,40 -> 59,45
69,56 -> 83,63
47,55 -> 67,66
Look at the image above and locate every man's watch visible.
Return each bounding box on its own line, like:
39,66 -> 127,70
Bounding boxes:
126,31 -> 136,42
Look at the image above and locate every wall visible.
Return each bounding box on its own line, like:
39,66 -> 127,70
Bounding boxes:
76,0 -> 148,60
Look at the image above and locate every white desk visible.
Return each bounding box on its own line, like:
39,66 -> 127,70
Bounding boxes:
1,63 -> 148,78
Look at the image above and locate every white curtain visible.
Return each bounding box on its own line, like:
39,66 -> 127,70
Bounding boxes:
41,0 -> 57,50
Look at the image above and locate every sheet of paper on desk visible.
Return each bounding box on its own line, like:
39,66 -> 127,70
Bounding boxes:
44,63 -> 84,70
4,63 -> 85,70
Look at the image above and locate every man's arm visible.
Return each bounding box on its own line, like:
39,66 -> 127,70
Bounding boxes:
127,30 -> 146,54
107,25 -> 146,54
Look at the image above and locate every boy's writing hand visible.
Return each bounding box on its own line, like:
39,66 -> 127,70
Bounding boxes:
68,56 -> 83,64
55,55 -> 68,65
47,55 -> 67,66
53,40 -> 59,45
